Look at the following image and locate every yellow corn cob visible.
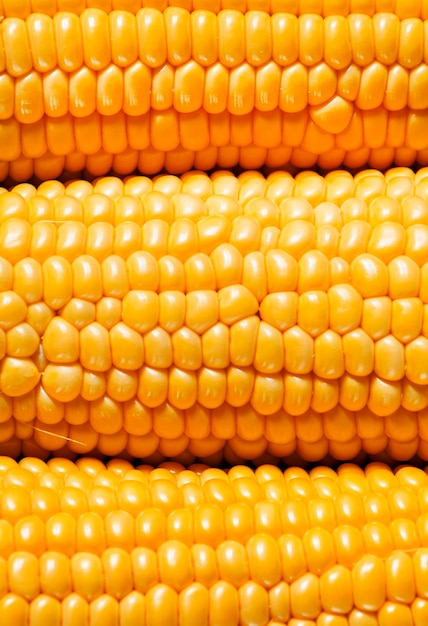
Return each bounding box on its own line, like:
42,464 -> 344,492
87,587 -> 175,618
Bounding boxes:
0,168 -> 427,463
0,457 -> 428,625
1,0 -> 427,17
1,8 -> 428,179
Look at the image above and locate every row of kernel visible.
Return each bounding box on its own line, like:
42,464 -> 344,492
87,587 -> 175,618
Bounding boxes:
2,185 -> 428,235
3,171 -> 428,234
7,372 -> 428,449
4,368 -> 428,434
7,316 -> 428,397
7,168 -> 427,211
1,491 -> 428,559
0,167 -> 428,208
0,218 -> 366,266
6,456 -> 428,504
1,0 -> 427,18
2,547 -> 425,623
16,372 -> 428,437
2,108 -> 428,166
3,61 -> 428,127
2,455 -> 428,492
3,177 -> 428,237
0,491 -> 428,569
5,256 -> 428,326
1,509 -> 428,578
18,323 -> 428,407
28,355 -> 428,413
3,454 -> 428,500
2,145 -> 428,185
3,404 -> 425,462
0,220 -> 299,266
0,243 -> 360,301
40,284 -> 428,343
4,256 -> 428,333
11,406 -> 427,463
2,516 -> 426,592
4,171 -> 428,233
1,203 -> 428,264
0,219 -> 389,292
9,244 -> 426,306
16,291 -> 428,369
0,450 -> 428,504
3,10 -> 428,77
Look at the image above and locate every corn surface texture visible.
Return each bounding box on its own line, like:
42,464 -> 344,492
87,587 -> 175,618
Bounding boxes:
3,0 -> 428,622
2,6 -> 428,177
3,0 -> 428,16
0,168 -> 427,462
0,457 -> 427,625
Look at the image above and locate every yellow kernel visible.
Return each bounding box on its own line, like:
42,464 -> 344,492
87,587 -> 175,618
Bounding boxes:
122,291 -> 158,333
185,291 -> 218,334
43,318 -> 79,364
96,297 -> 122,330
60,298 -> 96,330
6,323 -> 39,358
80,322 -> 112,372
328,284 -> 363,334
218,284 -> 259,325
13,257 -> 43,304
144,327 -> 173,368
298,291 -> 328,337
0,219 -> 31,264
260,292 -> 298,332
350,254 -> 389,298
172,327 -> 202,370
109,323 -> 144,370
0,291 -> 27,330
1,357 -> 40,397
42,363 -> 83,403
42,257 -> 72,310
202,322 -> 230,369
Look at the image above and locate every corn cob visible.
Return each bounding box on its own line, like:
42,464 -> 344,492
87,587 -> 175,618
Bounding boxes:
1,0 -> 427,17
2,9 -> 428,178
0,168 -> 427,463
0,456 -> 427,624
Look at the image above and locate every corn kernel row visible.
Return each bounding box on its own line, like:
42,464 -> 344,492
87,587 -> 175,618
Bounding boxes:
1,548 -> 427,623
2,63 -> 428,128
3,455 -> 428,523
5,166 -> 428,211
2,293 -> 428,381
2,400 -> 428,462
3,116 -> 428,180
3,10 -> 428,77
0,458 -> 427,623
4,62 -> 428,127
0,0 -> 427,18
1,147 -> 428,185
1,204 -> 428,269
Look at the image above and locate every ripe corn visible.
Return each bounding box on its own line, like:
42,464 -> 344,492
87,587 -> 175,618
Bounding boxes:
0,457 -> 427,625
1,0 -> 427,18
0,168 -> 428,462
2,8 -> 428,178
